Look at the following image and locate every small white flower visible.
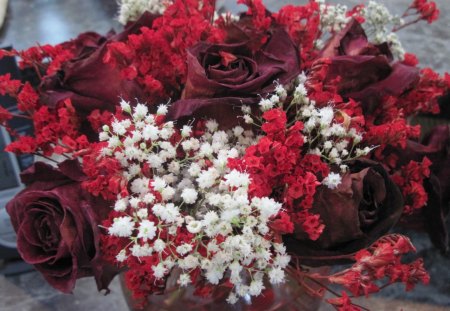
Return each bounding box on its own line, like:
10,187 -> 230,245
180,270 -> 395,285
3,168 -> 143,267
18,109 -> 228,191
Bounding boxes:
137,220 -> 157,241
112,120 -> 127,135
203,211 -> 219,226
232,126 -> 244,137
178,273 -> 191,287
196,168 -> 219,189
109,216 -> 135,237
160,203 -> 180,223
99,132 -> 109,141
319,106 -> 334,126
133,103 -> 148,119
128,197 -> 141,208
116,249 -> 128,262
120,99 -> 131,113
275,84 -> 287,100
295,83 -> 308,97
252,197 -> 282,219
274,254 -> 291,268
241,105 -> 251,114
186,220 -> 202,234
323,172 -> 342,189
226,293 -> 238,304
152,263 -> 167,279
205,120 -> 219,132
323,141 -> 333,150
142,124 -> 159,141
249,280 -> 264,296
143,193 -> 155,204
114,198 -> 128,212
131,244 -> 153,257
270,94 -> 280,104
182,255 -> 199,269
108,136 -> 121,148
131,177 -> 150,195
136,208 -> 148,219
153,239 -> 166,252
181,188 -> 198,204
224,170 -> 251,188
205,268 -> 223,285
151,177 -> 167,191
157,104 -> 169,115
243,115 -> 253,124
199,143 -> 214,157
329,148 -> 339,159
176,243 -> 193,256
259,98 -> 273,111
181,125 -> 192,137
161,186 -> 176,201
269,267 -> 285,284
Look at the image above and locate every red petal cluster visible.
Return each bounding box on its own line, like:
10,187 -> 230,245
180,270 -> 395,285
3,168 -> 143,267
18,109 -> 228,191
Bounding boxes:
392,158 -> 432,214
411,0 -> 440,23
229,108 -> 325,241
273,1 -> 321,67
329,235 -> 429,297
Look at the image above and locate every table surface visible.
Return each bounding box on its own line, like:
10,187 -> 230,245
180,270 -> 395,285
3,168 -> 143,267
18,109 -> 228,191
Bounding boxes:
0,1 -> 449,310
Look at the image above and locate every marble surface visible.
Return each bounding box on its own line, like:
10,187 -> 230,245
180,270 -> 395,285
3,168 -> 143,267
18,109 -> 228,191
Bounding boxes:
0,0 -> 449,310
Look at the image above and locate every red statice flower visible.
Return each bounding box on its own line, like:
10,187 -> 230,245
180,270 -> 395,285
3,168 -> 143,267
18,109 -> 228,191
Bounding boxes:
411,0 -> 440,23
392,158 -> 432,214
82,143 -> 126,200
397,67 -> 449,115
237,0 -> 271,34
0,73 -> 21,96
273,1 -> 321,67
104,0 -> 225,100
327,292 -> 361,311
0,106 -> 12,126
328,235 -> 429,300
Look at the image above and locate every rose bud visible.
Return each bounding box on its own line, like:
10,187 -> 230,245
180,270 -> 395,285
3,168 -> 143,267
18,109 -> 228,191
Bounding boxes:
6,160 -> 116,293
284,160 -> 404,266
167,24 -> 301,126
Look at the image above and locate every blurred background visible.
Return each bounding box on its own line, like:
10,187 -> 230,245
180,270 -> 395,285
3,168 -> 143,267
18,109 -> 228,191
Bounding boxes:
0,0 -> 448,310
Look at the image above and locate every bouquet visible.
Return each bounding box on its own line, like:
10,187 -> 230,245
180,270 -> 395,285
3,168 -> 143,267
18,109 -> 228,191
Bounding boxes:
0,0 -> 449,309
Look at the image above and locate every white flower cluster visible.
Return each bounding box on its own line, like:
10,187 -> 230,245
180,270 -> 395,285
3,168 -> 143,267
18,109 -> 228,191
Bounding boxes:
117,0 -> 171,24
318,1 -> 350,33
314,0 -> 351,49
249,74 -> 372,189
314,0 -> 405,59
101,100 -> 290,303
360,1 -> 405,59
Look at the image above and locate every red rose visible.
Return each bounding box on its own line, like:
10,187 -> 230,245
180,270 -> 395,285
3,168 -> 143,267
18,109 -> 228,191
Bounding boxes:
40,13 -> 158,116
319,19 -> 419,113
6,160 -> 116,293
168,25 -> 300,126
285,160 -> 404,265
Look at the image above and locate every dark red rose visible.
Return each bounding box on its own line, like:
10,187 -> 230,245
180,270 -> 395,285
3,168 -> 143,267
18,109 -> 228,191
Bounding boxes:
319,19 -> 419,113
284,160 -> 404,265
40,12 -> 158,116
6,160 -> 116,293
167,26 -> 301,125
